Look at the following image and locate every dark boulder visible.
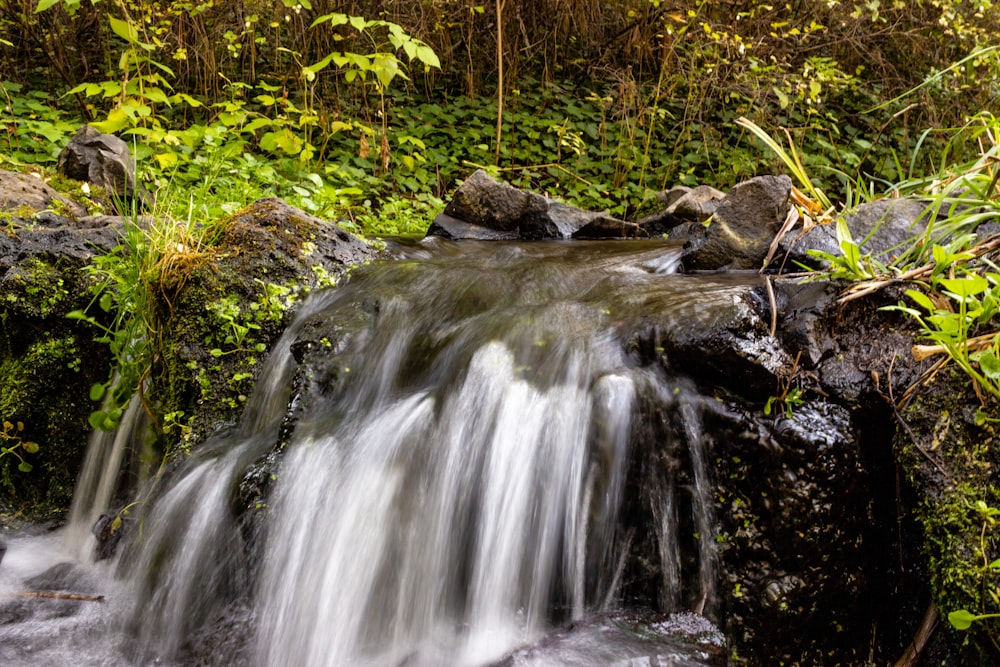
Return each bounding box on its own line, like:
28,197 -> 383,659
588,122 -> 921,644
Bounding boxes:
679,175 -> 792,271
0,215 -> 121,514
57,125 -> 152,212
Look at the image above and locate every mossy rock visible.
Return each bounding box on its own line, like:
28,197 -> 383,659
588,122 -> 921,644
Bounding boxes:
896,368 -> 1000,664
150,198 -> 382,458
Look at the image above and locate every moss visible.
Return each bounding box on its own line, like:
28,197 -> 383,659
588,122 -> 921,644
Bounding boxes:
2,257 -> 72,318
898,373 -> 1000,662
0,335 -> 91,515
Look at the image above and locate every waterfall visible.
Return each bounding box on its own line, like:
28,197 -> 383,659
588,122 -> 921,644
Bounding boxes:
63,392 -> 148,560
2,239 -> 747,666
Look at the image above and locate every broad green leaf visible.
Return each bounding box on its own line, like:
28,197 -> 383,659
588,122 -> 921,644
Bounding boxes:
89,383 -> 106,401
154,151 -> 179,169
349,15 -> 368,31
311,12 -> 347,28
415,44 -> 440,69
109,16 -> 140,45
34,0 -> 60,13
306,52 -> 338,75
143,87 -> 169,104
932,244 -> 948,267
18,462 -> 32,473
91,108 -> 130,134
328,120 -> 353,134
242,118 -> 273,133
948,609 -> 979,631
940,276 -> 989,299
22,441 -> 39,454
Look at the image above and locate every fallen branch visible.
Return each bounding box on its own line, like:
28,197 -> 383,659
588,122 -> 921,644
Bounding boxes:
912,333 -> 998,361
893,603 -> 938,667
836,233 -> 1000,305
8,591 -> 104,602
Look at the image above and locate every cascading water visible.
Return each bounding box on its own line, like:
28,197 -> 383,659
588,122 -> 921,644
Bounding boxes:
0,238 -> 750,666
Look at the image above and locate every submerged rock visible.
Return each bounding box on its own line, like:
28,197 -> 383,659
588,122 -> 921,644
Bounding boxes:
493,611 -> 726,666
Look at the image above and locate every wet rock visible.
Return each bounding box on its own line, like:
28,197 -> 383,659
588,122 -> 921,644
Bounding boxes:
57,125 -> 152,212
92,513 -> 123,561
622,278 -> 792,398
709,398 -> 875,664
767,278 -> 928,407
429,169 -> 637,240
0,169 -> 87,219
680,175 -> 792,271
778,197 -> 930,270
492,611 -> 726,667
436,169 -> 549,236
638,185 -> 726,236
426,212 -> 519,240
0,221 -> 122,512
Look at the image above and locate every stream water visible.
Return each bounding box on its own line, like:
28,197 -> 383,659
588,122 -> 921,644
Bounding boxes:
0,238 -> 760,666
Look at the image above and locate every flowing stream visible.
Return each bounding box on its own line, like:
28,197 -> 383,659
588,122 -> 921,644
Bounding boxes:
0,238 -> 760,666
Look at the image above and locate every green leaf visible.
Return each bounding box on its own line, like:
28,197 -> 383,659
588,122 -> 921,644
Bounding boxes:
940,276 -> 989,299
905,289 -> 937,314
976,350 -> 1000,380
99,292 -> 114,312
34,0 -> 60,13
89,383 -> 106,401
22,441 -> 39,454
948,609 -> 979,631
109,16 -> 140,45
311,12 -> 347,28
18,462 -> 33,473
415,44 -> 440,69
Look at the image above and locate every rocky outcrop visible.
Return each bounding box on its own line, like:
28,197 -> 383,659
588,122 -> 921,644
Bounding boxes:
0,185 -> 380,516
0,169 -> 88,219
0,216 -> 120,513
637,185 -> 726,236
427,169 -> 639,240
